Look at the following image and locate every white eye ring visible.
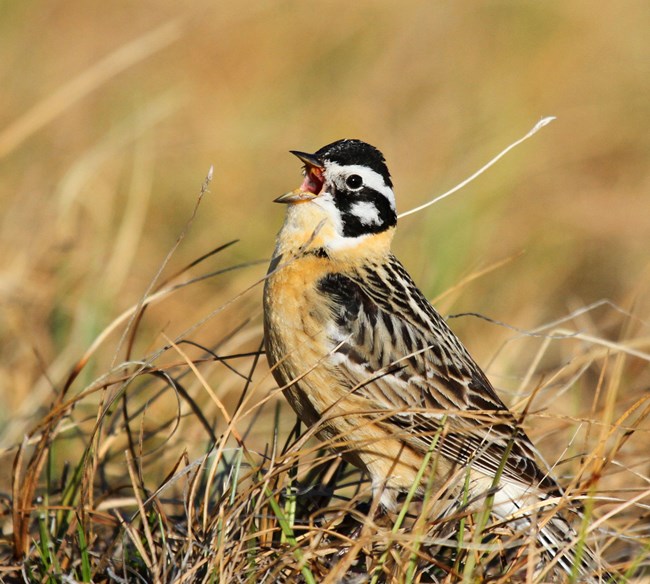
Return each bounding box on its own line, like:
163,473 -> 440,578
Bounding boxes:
345,174 -> 363,190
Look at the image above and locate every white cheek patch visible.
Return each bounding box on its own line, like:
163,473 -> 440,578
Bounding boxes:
349,201 -> 382,226
303,195 -> 372,251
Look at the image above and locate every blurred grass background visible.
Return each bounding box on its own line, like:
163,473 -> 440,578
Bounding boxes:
1,0 -> 648,500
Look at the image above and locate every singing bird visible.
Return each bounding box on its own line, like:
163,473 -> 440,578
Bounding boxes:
263,139 -> 606,581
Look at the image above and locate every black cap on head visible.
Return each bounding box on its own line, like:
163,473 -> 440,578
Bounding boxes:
314,139 -> 393,188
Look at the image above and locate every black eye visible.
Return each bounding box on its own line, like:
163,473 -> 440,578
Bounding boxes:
346,174 -> 363,189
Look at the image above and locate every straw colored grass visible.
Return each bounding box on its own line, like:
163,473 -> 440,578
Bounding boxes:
1,183 -> 648,581
1,3 -> 649,582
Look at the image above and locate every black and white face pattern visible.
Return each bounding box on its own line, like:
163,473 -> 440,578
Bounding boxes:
306,140 -> 397,243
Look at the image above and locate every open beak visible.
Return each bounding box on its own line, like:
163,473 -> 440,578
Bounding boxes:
289,150 -> 324,168
273,190 -> 317,204
274,150 -> 325,205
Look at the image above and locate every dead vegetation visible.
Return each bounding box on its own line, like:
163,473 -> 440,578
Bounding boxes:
1,192 -> 648,581
1,3 -> 649,582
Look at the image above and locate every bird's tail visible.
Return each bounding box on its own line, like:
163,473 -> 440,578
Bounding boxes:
532,509 -> 612,583
480,483 -> 612,582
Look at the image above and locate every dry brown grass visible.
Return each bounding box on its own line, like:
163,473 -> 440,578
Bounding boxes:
0,210 -> 648,581
1,1 -> 649,582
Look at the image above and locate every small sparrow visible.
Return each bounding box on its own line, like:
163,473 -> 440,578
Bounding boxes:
263,139 -> 606,581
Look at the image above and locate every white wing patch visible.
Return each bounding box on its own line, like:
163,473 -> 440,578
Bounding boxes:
350,201 -> 382,226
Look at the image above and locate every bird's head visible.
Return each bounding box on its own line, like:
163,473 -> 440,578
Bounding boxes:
275,139 -> 397,254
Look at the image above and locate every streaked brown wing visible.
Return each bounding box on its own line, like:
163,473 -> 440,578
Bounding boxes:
317,259 -> 558,493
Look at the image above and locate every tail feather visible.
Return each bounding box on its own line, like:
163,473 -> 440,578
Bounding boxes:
487,482 -> 612,582
533,512 -> 612,583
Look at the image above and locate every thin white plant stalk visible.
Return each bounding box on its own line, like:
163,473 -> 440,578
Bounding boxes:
398,116 -> 556,219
